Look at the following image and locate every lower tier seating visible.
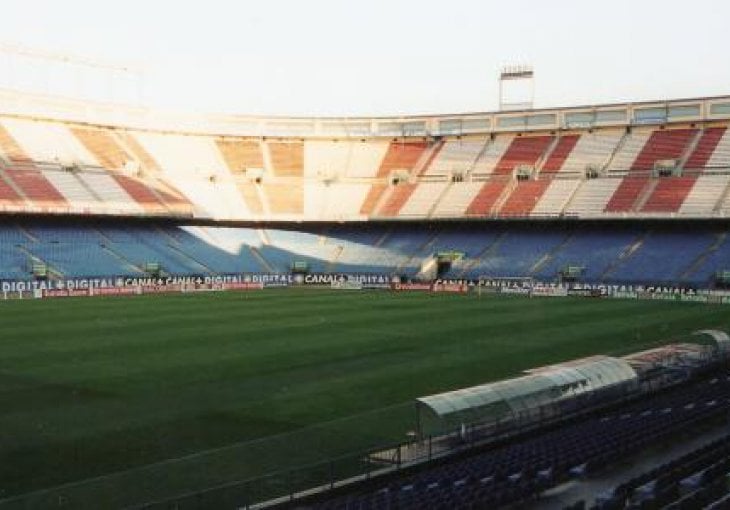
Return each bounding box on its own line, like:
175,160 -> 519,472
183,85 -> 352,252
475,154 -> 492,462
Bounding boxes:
306,373 -> 730,510
0,221 -> 728,287
594,431 -> 730,510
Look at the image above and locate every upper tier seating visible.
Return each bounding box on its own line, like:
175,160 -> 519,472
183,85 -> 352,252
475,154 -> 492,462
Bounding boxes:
4,166 -> 68,209
72,127 -> 194,215
41,169 -> 98,211
379,184 -> 418,217
641,176 -> 698,213
493,136 -> 553,176
606,130 -> 652,172
359,142 -> 429,216
606,129 -> 698,213
431,182 -> 484,218
706,128 -> 730,168
0,172 -> 25,209
399,182 -> 448,217
604,177 -> 650,213
540,135 -> 580,173
216,139 -> 264,173
346,141 -> 391,178
532,179 -> 581,216
111,175 -> 169,214
133,132 -> 247,219
679,175 -> 730,215
375,142 -> 429,178
630,129 -> 697,172
267,141 -> 304,177
684,127 -> 727,170
78,172 -> 143,214
304,182 -> 370,220
471,136 -> 514,175
0,113 -> 723,221
498,179 -> 551,217
72,127 -> 131,169
303,140 -> 390,180
424,139 -> 487,176
564,178 -> 622,216
359,183 -> 388,216
466,181 -> 510,216
560,130 -> 624,175
1,118 -> 99,166
304,141 -> 352,179
262,182 -> 304,216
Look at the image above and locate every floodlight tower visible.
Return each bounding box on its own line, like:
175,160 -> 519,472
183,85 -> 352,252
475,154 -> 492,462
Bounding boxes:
498,65 -> 535,111
0,42 -> 144,104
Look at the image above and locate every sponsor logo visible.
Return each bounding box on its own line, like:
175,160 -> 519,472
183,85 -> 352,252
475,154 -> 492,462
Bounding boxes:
391,283 -> 433,291
432,283 -> 469,293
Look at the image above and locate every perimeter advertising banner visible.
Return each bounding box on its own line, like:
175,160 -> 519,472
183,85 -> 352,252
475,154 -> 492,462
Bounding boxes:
294,273 -> 392,288
2,274 -> 259,293
2,274 -> 269,300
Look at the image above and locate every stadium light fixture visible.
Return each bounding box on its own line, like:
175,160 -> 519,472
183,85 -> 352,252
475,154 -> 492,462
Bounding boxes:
499,64 -> 535,112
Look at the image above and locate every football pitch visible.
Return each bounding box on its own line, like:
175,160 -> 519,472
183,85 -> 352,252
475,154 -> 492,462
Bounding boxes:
1,288 -> 728,508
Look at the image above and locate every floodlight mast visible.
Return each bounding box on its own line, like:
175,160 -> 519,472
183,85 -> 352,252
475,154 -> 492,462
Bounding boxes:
498,64 -> 535,111
0,41 -> 145,104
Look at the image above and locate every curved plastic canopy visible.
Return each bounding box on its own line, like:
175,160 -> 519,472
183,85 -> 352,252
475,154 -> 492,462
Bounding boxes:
416,356 -> 637,426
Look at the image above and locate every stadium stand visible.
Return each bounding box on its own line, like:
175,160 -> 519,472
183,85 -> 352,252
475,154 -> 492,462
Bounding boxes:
78,171 -> 144,214
360,141 -> 429,216
499,179 -> 552,217
2,91 -> 730,510
399,182 -> 448,217
532,178 -> 580,216
560,129 -> 624,175
431,182 -> 484,218
593,432 -> 730,509
603,231 -> 715,284
493,135 -> 553,176
0,97 -> 726,221
470,135 -> 513,176
343,141 -> 391,178
679,174 -> 730,215
0,96 -> 727,285
0,170 -> 26,209
565,178 -> 622,217
466,180 -> 512,216
303,371 -> 730,510
424,139 -> 487,176
132,132 -> 248,219
605,129 -> 697,213
0,220 -> 726,287
4,164 -> 68,210
379,183 -> 418,217
534,229 -> 640,282
266,141 -> 304,177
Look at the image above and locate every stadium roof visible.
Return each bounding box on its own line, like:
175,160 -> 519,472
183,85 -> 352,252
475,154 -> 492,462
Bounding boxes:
0,88 -> 728,139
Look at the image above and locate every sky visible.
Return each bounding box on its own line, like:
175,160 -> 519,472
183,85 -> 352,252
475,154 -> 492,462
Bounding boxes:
0,0 -> 728,116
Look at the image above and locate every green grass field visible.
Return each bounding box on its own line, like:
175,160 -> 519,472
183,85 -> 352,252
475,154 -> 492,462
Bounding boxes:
1,289 -> 729,508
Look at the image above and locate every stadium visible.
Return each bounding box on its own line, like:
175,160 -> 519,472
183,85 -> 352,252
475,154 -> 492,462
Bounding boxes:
2,2 -> 730,509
